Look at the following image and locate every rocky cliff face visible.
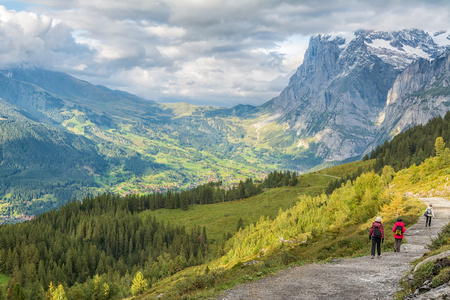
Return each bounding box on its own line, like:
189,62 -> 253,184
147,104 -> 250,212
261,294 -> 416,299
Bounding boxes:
262,29 -> 450,163
370,49 -> 450,151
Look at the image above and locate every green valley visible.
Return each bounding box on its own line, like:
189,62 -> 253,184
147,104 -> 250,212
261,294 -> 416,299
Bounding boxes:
0,68 -> 328,221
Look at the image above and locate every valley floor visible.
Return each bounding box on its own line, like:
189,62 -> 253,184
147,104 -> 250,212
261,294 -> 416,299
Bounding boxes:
219,197 -> 450,300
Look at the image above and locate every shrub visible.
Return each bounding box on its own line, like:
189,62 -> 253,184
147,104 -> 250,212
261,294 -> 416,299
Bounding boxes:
428,223 -> 450,250
431,266 -> 450,288
280,250 -> 296,265
412,261 -> 434,288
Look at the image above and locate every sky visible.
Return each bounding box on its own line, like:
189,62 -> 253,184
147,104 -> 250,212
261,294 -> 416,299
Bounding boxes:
0,1 -> 449,107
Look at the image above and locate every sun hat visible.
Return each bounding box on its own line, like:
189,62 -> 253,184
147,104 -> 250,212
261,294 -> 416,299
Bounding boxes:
375,216 -> 382,222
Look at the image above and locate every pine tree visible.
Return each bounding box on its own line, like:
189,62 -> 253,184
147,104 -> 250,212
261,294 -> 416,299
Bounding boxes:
52,284 -> 67,300
435,137 -> 445,157
236,218 -> 244,231
289,172 -> 299,186
130,271 -> 147,296
381,165 -> 395,187
29,281 -> 45,300
91,274 -> 109,300
8,284 -> 26,300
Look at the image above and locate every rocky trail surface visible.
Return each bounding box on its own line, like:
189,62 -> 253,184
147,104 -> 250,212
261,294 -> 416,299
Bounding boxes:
220,198 -> 450,300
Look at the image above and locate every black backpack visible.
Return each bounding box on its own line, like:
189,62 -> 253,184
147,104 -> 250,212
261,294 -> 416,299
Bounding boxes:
373,224 -> 382,238
394,225 -> 403,235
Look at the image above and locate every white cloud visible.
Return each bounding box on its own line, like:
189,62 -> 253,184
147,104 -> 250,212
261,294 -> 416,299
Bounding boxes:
1,1 -> 450,106
0,5 -> 92,69
143,24 -> 185,38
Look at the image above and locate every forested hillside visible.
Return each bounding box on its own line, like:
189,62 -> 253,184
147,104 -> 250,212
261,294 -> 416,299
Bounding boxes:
0,172 -> 301,298
0,193 -> 209,299
369,111 -> 450,171
0,102 -> 107,218
0,159 -> 352,299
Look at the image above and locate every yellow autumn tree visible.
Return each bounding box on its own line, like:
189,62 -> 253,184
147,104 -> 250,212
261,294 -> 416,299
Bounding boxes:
54,285 -> 67,300
435,136 -> 445,157
381,192 -> 405,219
47,282 -> 67,300
92,274 -> 110,300
381,165 -> 395,187
130,271 -> 147,296
46,282 -> 55,300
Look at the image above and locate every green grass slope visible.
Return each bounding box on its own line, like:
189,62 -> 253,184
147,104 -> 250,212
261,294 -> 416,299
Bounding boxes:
144,163 -> 369,251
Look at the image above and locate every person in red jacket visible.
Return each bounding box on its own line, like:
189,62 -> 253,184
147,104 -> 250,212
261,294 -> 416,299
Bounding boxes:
392,217 -> 405,252
369,216 -> 384,259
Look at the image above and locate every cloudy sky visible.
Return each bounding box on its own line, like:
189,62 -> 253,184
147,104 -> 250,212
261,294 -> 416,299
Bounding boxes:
1,0 -> 449,107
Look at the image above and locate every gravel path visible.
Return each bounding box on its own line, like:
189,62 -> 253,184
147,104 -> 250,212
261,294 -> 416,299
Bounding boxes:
219,197 -> 450,300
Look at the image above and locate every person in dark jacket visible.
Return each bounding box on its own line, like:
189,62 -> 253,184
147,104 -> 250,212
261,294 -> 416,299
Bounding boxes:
369,216 -> 384,259
392,218 -> 405,252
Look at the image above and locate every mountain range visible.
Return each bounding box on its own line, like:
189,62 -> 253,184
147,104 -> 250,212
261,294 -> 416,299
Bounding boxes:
264,29 -> 450,162
1,28 -> 450,219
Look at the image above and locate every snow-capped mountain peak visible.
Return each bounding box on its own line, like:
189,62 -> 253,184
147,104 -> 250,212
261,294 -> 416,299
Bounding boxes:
353,29 -> 449,69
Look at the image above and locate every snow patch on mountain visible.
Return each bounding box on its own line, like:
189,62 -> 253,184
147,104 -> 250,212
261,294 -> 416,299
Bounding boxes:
339,29 -> 450,70
429,30 -> 450,47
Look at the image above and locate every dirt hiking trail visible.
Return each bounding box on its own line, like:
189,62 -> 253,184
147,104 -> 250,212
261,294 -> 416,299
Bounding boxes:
220,197 -> 450,300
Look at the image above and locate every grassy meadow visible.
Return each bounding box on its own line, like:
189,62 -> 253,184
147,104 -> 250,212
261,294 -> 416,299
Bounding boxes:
146,186 -> 318,248
144,165 -> 354,248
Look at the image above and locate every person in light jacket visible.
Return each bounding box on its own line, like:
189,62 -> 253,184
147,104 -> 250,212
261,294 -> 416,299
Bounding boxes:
392,218 -> 405,252
425,204 -> 435,227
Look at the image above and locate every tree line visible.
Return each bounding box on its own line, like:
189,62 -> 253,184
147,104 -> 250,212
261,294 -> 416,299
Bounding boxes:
367,112 -> 450,172
119,178 -> 262,212
324,167 -> 364,195
261,170 -> 299,188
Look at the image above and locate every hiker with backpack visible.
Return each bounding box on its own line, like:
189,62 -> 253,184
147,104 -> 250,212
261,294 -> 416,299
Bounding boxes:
424,204 -> 435,227
369,216 -> 384,259
392,218 -> 405,252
